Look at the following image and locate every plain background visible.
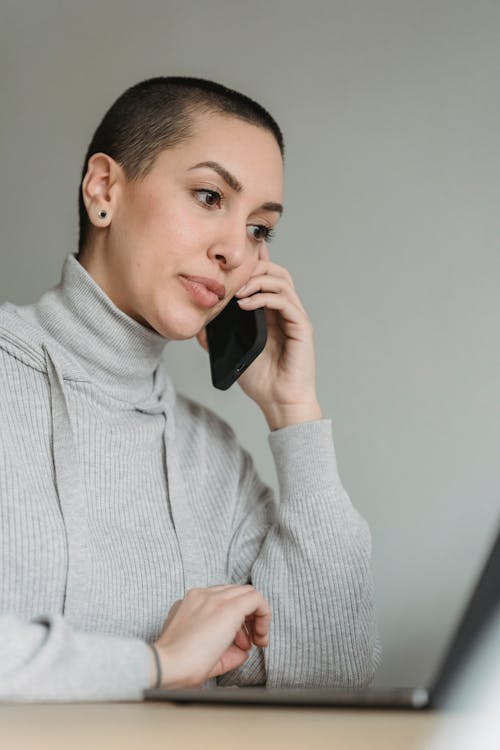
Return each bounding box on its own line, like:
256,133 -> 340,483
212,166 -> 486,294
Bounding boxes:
0,0 -> 498,688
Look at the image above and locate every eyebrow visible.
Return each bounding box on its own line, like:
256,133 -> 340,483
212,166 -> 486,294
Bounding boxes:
188,160 -> 284,216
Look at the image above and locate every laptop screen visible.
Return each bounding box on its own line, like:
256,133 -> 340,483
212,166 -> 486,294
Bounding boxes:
431,524 -> 500,707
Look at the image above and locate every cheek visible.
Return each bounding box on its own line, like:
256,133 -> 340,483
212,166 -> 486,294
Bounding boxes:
242,254 -> 260,282
164,217 -> 203,255
144,197 -> 207,259
129,195 -> 206,262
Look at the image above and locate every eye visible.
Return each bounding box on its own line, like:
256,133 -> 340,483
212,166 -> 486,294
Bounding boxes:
194,189 -> 222,208
247,224 -> 275,243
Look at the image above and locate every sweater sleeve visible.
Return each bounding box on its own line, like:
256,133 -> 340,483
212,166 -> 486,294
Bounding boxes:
0,613 -> 152,701
217,418 -> 382,689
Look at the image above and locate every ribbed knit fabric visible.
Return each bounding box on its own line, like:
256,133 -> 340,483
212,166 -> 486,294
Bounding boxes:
0,253 -> 381,701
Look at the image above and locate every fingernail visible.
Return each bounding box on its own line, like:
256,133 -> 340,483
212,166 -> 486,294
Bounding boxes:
235,285 -> 247,296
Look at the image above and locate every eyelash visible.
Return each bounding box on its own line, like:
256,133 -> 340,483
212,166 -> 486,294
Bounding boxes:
193,189 -> 275,243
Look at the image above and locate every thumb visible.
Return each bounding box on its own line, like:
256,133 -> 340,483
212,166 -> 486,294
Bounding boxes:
196,327 -> 209,352
207,644 -> 250,679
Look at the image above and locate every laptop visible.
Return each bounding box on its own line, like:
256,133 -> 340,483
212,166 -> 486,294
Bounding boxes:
145,525 -> 500,710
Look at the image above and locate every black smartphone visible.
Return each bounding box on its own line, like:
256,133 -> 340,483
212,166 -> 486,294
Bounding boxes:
206,296 -> 267,390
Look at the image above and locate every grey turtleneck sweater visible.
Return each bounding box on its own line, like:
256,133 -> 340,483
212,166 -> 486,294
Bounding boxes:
0,253 -> 381,701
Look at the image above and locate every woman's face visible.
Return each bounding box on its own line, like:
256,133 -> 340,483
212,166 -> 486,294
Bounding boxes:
81,112 -> 284,340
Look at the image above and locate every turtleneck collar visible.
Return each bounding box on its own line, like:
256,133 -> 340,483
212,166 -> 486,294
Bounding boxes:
16,253 -> 169,401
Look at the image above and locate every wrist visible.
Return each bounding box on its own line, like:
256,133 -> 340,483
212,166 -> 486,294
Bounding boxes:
149,643 -> 199,689
263,400 -> 323,431
148,643 -> 162,688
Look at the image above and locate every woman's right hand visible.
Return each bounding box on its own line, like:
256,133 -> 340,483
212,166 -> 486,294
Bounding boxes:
151,584 -> 272,688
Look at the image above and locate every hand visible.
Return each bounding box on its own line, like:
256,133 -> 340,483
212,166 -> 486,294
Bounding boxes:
152,584 -> 271,688
197,243 -> 322,430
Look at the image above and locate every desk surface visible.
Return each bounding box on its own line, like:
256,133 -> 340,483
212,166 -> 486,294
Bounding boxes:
0,702 -> 470,750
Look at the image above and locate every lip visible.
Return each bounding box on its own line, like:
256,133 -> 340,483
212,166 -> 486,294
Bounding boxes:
179,276 -> 226,309
182,275 -> 226,299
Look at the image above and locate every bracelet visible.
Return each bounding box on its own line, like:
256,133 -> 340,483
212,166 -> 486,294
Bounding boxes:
149,643 -> 162,689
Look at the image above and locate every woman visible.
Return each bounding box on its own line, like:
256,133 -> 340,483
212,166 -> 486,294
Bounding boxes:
0,77 -> 381,700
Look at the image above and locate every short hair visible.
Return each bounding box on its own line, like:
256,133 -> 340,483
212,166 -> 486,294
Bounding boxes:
77,76 -> 285,255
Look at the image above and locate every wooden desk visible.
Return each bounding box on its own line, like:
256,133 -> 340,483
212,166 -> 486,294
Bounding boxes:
0,702 -> 469,750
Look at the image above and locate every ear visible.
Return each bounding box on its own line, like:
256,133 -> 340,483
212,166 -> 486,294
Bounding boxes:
196,327 -> 209,352
81,152 -> 124,228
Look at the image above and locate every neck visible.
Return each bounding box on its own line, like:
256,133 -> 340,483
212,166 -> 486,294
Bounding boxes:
78,243 -> 152,329
18,252 -> 169,402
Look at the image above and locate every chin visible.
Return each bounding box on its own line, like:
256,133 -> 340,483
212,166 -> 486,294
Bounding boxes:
151,309 -> 207,341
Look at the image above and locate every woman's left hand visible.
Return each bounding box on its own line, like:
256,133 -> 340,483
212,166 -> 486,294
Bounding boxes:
197,243 -> 322,430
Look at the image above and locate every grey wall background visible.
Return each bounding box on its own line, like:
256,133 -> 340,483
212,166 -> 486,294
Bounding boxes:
1,0 -> 498,687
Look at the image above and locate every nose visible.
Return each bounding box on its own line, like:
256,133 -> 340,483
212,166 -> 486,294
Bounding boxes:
207,218 -> 250,271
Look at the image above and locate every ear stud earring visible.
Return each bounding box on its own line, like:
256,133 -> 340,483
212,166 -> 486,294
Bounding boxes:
98,209 -> 108,219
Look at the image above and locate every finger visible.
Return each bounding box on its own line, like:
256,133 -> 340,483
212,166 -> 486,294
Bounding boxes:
233,624 -> 252,651
232,590 -> 272,638
258,241 -> 270,263
230,587 -> 271,616
235,275 -> 284,297
235,275 -> 301,307
207,583 -> 255,594
244,615 -> 257,644
245,614 -> 269,647
244,617 -> 269,647
249,608 -> 272,638
207,644 -> 250,679
237,292 -> 306,327
237,263 -> 295,292
195,327 -> 209,352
